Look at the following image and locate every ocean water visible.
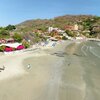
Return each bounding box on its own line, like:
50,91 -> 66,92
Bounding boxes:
60,41 -> 100,100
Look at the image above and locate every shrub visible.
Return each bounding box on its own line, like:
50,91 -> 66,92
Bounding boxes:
0,45 -> 6,52
62,36 -> 68,40
13,33 -> 23,42
22,41 -> 30,48
65,30 -> 75,37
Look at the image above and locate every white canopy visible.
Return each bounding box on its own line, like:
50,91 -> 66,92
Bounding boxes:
0,43 -> 22,48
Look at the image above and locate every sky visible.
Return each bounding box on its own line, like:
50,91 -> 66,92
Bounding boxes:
0,0 -> 100,26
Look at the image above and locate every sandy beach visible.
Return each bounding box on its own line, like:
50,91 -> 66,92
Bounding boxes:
0,40 -> 69,80
0,40 -> 100,100
0,40 -> 72,100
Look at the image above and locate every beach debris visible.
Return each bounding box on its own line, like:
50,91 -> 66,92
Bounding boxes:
0,65 -> 5,71
68,63 -> 71,66
51,51 -> 66,57
73,53 -> 83,57
27,64 -> 31,69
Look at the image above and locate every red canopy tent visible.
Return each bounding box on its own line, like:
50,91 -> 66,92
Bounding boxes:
5,47 -> 13,52
16,45 -> 25,50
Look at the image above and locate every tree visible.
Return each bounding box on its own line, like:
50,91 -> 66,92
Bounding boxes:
5,25 -> 16,31
0,27 -> 3,30
13,33 -> 23,42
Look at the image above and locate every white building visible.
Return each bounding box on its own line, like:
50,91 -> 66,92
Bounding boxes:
48,27 -> 65,33
74,24 -> 78,31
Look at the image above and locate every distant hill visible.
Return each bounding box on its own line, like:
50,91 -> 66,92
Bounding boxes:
16,15 -> 98,32
14,15 -> 100,39
0,15 -> 100,45
16,19 -> 53,32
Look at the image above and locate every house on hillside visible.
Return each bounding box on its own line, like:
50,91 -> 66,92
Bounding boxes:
64,24 -> 78,31
0,39 -> 6,44
48,27 -> 65,33
0,38 -> 15,44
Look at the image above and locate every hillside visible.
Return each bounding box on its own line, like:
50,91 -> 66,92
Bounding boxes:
0,15 -> 100,44
16,15 -> 99,31
15,15 -> 100,39
16,19 -> 53,32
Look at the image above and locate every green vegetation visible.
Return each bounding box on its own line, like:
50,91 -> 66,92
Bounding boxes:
5,24 -> 16,31
15,15 -> 100,38
0,15 -> 100,47
13,33 -> 23,42
0,29 -> 9,36
65,30 -> 77,37
0,45 -> 6,52
33,33 -> 46,43
22,40 -> 30,48
0,25 -> 16,38
62,36 -> 68,40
